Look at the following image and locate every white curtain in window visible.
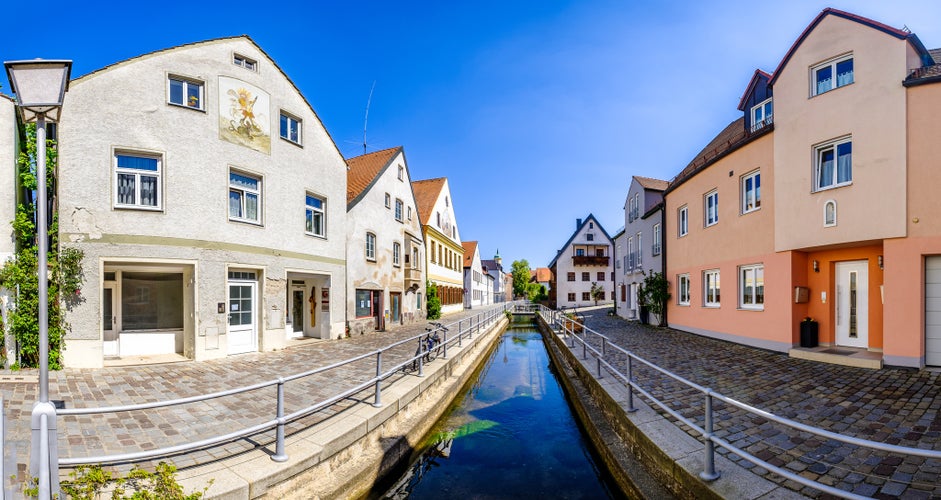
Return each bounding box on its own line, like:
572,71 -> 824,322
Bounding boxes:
229,191 -> 242,218
118,174 -> 136,204
246,193 -> 258,220
819,150 -> 834,188
140,176 -> 157,206
837,143 -> 852,184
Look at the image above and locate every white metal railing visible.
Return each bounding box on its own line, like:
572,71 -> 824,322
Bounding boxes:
537,305 -> 941,500
22,302 -> 518,496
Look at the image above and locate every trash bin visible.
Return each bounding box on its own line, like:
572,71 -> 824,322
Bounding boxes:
800,320 -> 818,348
639,306 -> 649,325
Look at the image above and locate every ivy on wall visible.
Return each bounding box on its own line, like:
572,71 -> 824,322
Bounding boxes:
0,123 -> 84,369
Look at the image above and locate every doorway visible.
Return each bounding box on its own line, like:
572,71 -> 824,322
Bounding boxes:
228,272 -> 258,355
836,260 -> 868,348
103,283 -> 118,357
391,292 -> 401,324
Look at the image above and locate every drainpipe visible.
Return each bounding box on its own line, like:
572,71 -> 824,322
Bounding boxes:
660,202 -> 667,327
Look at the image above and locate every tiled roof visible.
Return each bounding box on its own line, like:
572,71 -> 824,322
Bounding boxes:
481,259 -> 503,272
737,69 -> 772,111
667,117 -> 768,193
634,176 -> 669,191
905,48 -> 941,86
345,147 -> 402,206
462,241 -> 477,267
411,177 -> 447,226
532,267 -> 552,283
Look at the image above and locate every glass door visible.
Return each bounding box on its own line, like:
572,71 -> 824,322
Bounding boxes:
228,280 -> 257,355
103,284 -> 118,357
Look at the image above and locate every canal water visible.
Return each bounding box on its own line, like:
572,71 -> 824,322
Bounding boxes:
377,320 -> 622,499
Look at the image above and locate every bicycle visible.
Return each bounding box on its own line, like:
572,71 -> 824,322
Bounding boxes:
406,323 -> 446,372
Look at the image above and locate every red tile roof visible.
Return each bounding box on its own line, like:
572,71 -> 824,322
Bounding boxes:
462,241 -> 477,267
634,176 -> 669,191
532,267 -> 552,283
411,177 -> 447,226
345,147 -> 402,205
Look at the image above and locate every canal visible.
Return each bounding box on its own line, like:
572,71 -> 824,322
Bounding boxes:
376,319 -> 624,499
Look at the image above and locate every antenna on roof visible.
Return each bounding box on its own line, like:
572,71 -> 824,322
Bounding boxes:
902,24 -> 912,33
363,80 -> 376,155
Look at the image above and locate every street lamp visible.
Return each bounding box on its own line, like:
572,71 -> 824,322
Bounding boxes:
4,58 -> 72,499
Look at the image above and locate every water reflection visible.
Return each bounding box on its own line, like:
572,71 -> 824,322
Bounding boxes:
380,325 -> 620,499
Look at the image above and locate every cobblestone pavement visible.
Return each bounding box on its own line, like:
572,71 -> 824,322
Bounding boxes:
0,306 -> 506,484
571,309 -> 941,499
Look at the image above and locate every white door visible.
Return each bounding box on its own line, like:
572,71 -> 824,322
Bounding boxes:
288,284 -> 306,338
836,261 -> 868,348
102,284 -> 118,357
925,257 -> 941,366
228,280 -> 258,355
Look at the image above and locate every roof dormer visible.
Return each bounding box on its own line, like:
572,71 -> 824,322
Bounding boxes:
737,69 -> 773,133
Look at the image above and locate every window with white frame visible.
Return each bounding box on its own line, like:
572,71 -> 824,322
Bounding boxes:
652,223 -> 661,256
587,233 -> 594,241
168,76 -> 204,110
395,199 -> 404,222
385,193 -> 391,208
628,237 -> 634,269
393,242 -> 401,267
305,193 -> 325,237
628,195 -> 636,222
365,232 -> 376,261
114,152 -> 161,210
742,170 -> 761,214
398,165 -> 404,181
703,270 -> 720,307
824,200 -> 837,227
233,54 -> 257,71
567,292 -> 576,302
751,98 -> 773,132
582,292 -> 591,301
678,274 -> 690,305
705,190 -> 718,227
279,112 -> 302,145
634,193 -> 640,219
228,170 -> 262,224
812,55 -> 853,96
815,138 -> 852,191
679,206 -> 688,236
740,264 -> 764,309
636,232 -> 642,268
407,206 -> 412,220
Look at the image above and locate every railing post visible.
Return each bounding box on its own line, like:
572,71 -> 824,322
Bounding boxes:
373,351 -> 383,407
626,356 -> 637,413
699,389 -> 720,481
271,377 -> 288,462
442,328 -> 449,358
602,337 -> 607,356
582,338 -> 587,360
458,320 -> 464,347
417,338 -> 425,377
597,356 -> 603,378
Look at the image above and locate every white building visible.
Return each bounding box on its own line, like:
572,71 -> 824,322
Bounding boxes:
619,176 -> 667,321
345,147 -> 424,334
481,250 -> 506,302
54,36 -> 348,367
548,214 -> 614,309
462,241 -> 490,308
412,178 -> 464,315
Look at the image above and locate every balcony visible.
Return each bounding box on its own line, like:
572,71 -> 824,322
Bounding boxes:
573,255 -> 609,266
405,267 -> 422,291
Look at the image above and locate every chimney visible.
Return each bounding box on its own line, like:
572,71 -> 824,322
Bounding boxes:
576,218 -> 582,229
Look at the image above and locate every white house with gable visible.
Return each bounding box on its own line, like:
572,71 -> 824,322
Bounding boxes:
548,214 -> 614,309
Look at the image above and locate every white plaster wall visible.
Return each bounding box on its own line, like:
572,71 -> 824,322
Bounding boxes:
463,245 -> 487,309
346,150 -> 425,332
55,37 -> 348,367
554,217 -> 615,309
0,96 -> 15,262
421,179 -> 463,314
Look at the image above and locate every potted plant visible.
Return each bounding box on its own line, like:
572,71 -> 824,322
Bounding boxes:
800,317 -> 818,347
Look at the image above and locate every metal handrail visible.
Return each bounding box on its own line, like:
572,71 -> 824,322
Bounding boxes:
537,306 -> 941,499
52,303 -> 516,469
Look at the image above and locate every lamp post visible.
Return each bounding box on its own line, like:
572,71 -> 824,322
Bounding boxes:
4,58 -> 72,499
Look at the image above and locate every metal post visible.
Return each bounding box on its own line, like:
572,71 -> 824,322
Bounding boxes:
597,357 -> 603,378
271,378 -> 288,462
602,337 -> 607,356
458,320 -> 463,347
417,338 -> 424,377
626,355 -> 637,412
442,328 -> 448,359
373,351 -> 383,407
700,389 -> 720,481
582,338 -> 587,359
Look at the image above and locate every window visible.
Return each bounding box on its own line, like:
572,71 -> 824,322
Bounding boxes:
567,292 -> 576,302
815,138 -> 852,191
567,272 -> 576,282
633,193 -> 640,220
121,272 -> 184,330
751,98 -> 773,132
703,270 -> 720,307
393,242 -> 401,267
628,195 -> 637,222
229,170 -> 262,224
595,248 -> 604,257
385,193 -> 391,208
398,165 -> 404,181
637,232 -> 642,268
597,272 -> 605,281
678,274 -> 690,305
114,152 -> 161,209
628,237 -> 634,269
652,224 -> 661,256
705,190 -> 718,227
233,54 -> 257,71
582,272 -> 590,281
587,233 -> 594,241
742,171 -> 761,214
395,199 -> 403,222
305,194 -> 325,237
813,55 -> 853,96
279,112 -> 302,145
365,233 -> 376,261
582,292 -> 591,301
740,264 -> 764,310
168,76 -> 203,110
824,200 -> 837,227
412,248 -> 420,269
589,222 -> 594,229
679,206 -> 688,236
611,291 -> 616,300
355,289 -> 378,318
576,248 -> 585,256
407,206 -> 412,220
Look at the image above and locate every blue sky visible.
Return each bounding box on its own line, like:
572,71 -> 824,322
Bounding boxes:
3,1 -> 941,268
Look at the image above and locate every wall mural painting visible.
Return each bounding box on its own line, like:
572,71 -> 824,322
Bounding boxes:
219,76 -> 271,154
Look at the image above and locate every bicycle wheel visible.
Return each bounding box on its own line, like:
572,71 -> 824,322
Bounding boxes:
426,344 -> 439,362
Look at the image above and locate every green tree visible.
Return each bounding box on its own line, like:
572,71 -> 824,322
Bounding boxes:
589,282 -> 605,305
0,124 -> 84,369
640,270 -> 671,326
510,259 -> 531,299
425,281 -> 441,320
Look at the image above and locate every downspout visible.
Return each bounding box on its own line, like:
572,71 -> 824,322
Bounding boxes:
660,202 -> 667,327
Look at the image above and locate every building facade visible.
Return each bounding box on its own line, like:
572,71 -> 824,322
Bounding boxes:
55,37 -> 348,367
481,250 -> 506,303
412,178 -> 464,315
548,215 -> 614,309
346,147 -> 425,335
619,176 -> 667,321
462,241 -> 490,308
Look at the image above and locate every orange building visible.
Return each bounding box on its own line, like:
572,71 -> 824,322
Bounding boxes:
664,8 -> 941,368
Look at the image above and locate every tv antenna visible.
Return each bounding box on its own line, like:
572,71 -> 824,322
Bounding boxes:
363,80 -> 376,155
